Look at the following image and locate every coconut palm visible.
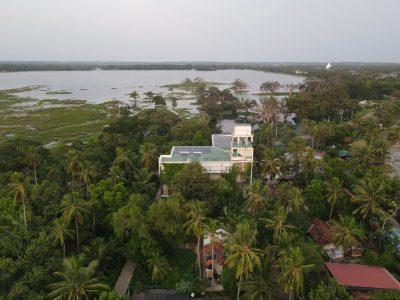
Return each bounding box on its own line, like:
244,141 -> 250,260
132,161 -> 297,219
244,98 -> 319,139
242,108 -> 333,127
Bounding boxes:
299,149 -> 315,185
24,146 -> 40,186
242,258 -> 279,300
352,178 -> 390,219
47,255 -> 109,299
47,164 -> 63,183
147,254 -> 169,287
61,192 -> 89,253
331,215 -> 364,258
139,143 -> 158,172
79,164 -> 97,196
276,247 -> 315,300
264,206 -> 295,242
225,222 -> 262,300
50,218 -> 74,257
325,177 -> 344,221
132,168 -> 157,195
203,219 -> 220,287
86,194 -> 101,236
389,127 -> 400,165
259,148 -> 280,180
113,147 -> 132,177
281,185 -> 307,214
8,172 -> 29,231
83,238 -> 108,262
244,180 -> 267,215
184,201 -> 206,279
65,150 -> 82,182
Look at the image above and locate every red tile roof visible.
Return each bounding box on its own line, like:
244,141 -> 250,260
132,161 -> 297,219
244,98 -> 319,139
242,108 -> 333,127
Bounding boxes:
326,263 -> 400,290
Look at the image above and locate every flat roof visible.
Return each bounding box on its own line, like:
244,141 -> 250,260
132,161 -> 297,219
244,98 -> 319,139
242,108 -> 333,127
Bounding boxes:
212,134 -> 231,149
160,146 -> 230,163
325,263 -> 400,290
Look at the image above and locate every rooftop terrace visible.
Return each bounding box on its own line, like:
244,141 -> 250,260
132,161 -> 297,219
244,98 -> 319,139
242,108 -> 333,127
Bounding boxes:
160,145 -> 230,163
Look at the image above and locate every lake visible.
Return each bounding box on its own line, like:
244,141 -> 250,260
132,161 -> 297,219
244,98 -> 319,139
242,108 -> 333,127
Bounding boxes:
0,69 -> 304,104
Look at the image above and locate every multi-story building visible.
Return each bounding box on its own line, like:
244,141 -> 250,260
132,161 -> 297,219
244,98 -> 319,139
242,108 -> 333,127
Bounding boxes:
159,124 -> 254,179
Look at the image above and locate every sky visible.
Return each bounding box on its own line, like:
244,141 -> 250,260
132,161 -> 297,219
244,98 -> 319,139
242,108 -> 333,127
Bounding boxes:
0,0 -> 399,62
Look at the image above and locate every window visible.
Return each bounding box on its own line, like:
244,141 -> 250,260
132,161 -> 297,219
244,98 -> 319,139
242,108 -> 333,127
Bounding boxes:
233,149 -> 238,157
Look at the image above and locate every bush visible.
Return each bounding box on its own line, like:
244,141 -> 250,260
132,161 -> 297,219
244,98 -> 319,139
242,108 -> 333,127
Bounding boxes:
175,279 -> 202,296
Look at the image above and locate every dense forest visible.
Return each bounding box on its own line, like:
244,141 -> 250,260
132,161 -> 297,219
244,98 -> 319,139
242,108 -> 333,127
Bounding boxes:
1,67 -> 400,299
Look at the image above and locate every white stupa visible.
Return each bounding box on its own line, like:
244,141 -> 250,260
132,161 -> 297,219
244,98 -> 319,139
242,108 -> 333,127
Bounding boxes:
325,62 -> 332,70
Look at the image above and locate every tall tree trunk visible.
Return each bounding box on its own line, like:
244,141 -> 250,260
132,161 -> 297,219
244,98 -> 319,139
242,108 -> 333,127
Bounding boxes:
211,240 -> 214,288
197,236 -> 202,279
237,272 -> 243,300
289,290 -> 294,300
75,217 -> 80,253
22,198 -> 27,231
92,212 -> 96,237
63,242 -> 66,257
329,204 -> 334,221
391,142 -> 399,164
33,164 -> 37,186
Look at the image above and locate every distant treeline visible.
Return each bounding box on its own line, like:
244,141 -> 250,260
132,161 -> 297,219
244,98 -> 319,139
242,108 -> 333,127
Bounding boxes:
1,62 -> 400,75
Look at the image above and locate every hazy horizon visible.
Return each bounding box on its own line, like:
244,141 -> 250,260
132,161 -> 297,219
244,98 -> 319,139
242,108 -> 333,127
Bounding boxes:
1,0 -> 399,63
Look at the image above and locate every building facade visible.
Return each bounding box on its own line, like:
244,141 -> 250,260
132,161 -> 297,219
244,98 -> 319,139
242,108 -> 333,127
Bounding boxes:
159,124 -> 254,177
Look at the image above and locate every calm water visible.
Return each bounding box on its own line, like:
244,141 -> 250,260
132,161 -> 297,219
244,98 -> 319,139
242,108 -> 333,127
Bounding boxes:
0,69 -> 304,104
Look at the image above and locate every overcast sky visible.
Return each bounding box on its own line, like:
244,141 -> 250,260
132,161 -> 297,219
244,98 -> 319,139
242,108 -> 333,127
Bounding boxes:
0,0 -> 399,62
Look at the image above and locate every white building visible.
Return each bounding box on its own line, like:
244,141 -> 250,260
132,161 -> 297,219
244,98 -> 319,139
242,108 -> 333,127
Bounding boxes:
325,62 -> 332,70
159,124 -> 254,177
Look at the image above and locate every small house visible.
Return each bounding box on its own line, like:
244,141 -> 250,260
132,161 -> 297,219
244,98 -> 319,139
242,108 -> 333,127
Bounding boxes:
308,218 -> 363,261
325,262 -> 400,298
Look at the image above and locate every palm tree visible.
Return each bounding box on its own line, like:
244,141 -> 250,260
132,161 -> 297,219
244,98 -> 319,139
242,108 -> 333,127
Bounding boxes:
244,180 -> 267,215
83,238 -> 108,262
325,177 -> 344,221
331,215 -> 364,258
299,148 -> 314,185
47,255 -> 109,299
259,148 -> 280,180
24,146 -> 40,186
147,254 -> 169,287
86,194 -> 101,236
79,164 -> 97,196
264,206 -> 295,242
50,218 -> 74,257
113,147 -> 132,177
61,192 -> 89,253
352,178 -> 390,219
203,219 -> 219,287
8,172 -> 29,231
276,247 -> 315,300
282,186 -> 307,214
65,150 -> 81,182
242,258 -> 279,300
132,168 -> 157,195
139,143 -> 158,172
47,164 -> 62,183
184,201 -> 206,279
225,222 -> 262,300
389,127 -> 400,165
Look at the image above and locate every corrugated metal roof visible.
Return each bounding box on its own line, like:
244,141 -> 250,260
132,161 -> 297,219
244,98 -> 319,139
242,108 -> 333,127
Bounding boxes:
326,263 -> 400,290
